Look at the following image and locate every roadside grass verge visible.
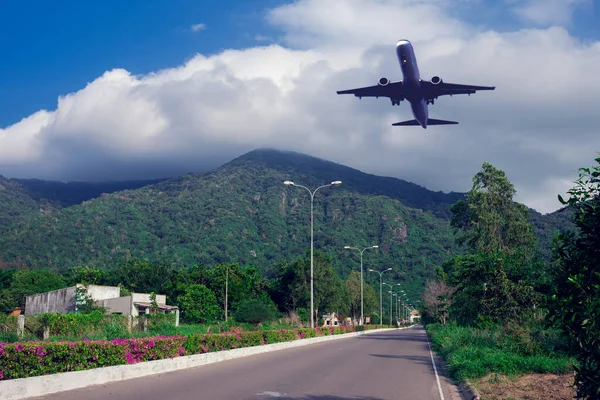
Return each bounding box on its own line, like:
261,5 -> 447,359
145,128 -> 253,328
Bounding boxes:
426,323 -> 576,381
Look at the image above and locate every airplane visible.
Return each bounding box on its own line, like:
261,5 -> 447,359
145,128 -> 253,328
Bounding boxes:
336,39 -> 495,128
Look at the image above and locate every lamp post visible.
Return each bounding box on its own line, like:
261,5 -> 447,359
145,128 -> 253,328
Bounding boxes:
368,267 -> 392,325
283,180 -> 342,328
394,293 -> 399,323
383,283 -> 401,325
344,245 -> 378,325
387,291 -> 393,326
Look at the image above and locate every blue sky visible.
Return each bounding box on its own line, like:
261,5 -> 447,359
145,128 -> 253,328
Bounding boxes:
0,0 -> 287,126
1,0 -> 599,213
1,0 -> 598,127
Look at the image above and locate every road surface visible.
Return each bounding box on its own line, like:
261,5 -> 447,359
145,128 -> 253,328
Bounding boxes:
30,325 -> 462,400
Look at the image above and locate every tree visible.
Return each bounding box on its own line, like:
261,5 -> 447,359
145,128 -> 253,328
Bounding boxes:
75,285 -> 106,314
234,298 -> 278,325
106,259 -> 175,297
176,284 -> 220,323
65,265 -> 105,286
8,269 -> 66,308
450,162 -> 535,255
344,271 -> 378,321
422,279 -> 454,325
274,251 -> 346,319
201,263 -> 272,317
549,156 -> 600,399
446,162 -> 540,326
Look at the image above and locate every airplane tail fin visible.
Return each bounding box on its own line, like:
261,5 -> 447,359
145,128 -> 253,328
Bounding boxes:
392,118 -> 459,127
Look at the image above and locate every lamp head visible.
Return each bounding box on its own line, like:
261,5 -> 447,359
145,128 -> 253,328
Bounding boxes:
372,245 -> 379,248
331,181 -> 342,185
283,181 -> 294,185
344,246 -> 351,249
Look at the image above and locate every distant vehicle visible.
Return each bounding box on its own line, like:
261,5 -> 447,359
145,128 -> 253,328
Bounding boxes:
336,39 -> 495,128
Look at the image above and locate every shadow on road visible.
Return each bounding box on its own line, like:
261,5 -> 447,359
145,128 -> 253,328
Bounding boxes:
357,333 -> 425,342
368,353 -> 432,366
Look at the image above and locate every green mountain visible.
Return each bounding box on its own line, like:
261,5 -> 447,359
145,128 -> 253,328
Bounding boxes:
12,177 -> 167,208
0,175 -> 166,231
0,176 -> 52,233
0,149 -> 575,298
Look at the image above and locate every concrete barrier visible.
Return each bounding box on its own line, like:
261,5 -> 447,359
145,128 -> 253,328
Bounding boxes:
1,326 -> 412,399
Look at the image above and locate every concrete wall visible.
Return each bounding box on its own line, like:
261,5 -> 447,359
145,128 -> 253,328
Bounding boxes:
100,296 -> 133,315
131,293 -> 166,305
82,284 -> 120,301
25,287 -> 77,315
25,287 -> 168,316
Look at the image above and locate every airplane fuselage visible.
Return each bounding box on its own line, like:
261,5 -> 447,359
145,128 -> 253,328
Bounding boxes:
396,40 -> 429,128
336,39 -> 495,127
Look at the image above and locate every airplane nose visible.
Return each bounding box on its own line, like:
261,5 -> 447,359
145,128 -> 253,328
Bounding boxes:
396,39 -> 410,47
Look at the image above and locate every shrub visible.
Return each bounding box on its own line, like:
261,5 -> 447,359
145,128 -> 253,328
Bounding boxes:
234,298 -> 278,325
426,323 -> 575,381
1,324 -> 388,380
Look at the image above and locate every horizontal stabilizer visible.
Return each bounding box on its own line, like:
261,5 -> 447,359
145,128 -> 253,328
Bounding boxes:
427,118 -> 459,125
392,119 -> 420,126
392,118 -> 459,126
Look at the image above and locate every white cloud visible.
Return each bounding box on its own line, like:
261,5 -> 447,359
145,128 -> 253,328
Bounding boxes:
1,0 -> 599,214
510,0 -> 590,26
190,23 -> 206,32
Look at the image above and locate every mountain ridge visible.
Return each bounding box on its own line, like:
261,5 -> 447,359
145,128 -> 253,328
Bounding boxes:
0,149 -> 573,296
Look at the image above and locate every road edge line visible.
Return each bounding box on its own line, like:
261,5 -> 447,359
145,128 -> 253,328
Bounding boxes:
426,332 -> 446,400
1,326 -> 411,400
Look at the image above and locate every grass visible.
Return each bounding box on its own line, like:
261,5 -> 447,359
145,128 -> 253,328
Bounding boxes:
426,323 -> 576,381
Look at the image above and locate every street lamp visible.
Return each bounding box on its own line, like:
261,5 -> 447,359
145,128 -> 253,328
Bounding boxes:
344,245 -> 378,325
387,291 -> 394,326
393,293 -> 398,324
283,180 -> 342,328
383,282 -> 401,325
368,267 -> 392,325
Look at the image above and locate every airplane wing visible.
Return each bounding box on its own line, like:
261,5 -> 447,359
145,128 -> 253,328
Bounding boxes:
422,80 -> 495,100
337,81 -> 405,100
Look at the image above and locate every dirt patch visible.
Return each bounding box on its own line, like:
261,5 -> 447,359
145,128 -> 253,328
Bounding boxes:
472,372 -> 576,400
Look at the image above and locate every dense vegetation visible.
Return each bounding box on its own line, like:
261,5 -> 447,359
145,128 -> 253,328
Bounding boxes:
427,323 -> 574,381
0,148 -> 589,393
0,149 -> 569,302
548,157 -> 600,398
421,157 -> 600,399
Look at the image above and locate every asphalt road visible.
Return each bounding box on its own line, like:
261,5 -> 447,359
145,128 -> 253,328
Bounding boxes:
31,325 -> 462,400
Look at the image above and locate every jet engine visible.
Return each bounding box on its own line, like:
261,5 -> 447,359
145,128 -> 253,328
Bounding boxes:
430,76 -> 442,84
378,77 -> 390,86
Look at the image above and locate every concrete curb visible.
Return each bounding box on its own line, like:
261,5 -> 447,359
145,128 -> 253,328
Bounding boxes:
458,380 -> 481,400
1,327 -> 407,400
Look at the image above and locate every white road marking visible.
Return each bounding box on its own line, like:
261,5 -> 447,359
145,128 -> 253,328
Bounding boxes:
256,391 -> 285,398
426,333 -> 446,400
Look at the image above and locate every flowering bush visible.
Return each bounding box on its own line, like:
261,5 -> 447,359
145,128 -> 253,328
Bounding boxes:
0,324 -> 386,380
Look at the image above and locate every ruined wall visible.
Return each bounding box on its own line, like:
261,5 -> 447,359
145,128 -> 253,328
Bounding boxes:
24,286 -> 77,315
100,296 -> 133,315
83,284 -> 120,301
131,293 -> 167,305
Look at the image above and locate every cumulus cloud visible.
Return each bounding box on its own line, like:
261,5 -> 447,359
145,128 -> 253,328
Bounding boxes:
190,23 -> 206,32
1,0 -> 599,213
510,0 -> 590,26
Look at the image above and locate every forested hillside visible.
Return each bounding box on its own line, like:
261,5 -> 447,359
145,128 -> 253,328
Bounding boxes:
0,149 -> 573,297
